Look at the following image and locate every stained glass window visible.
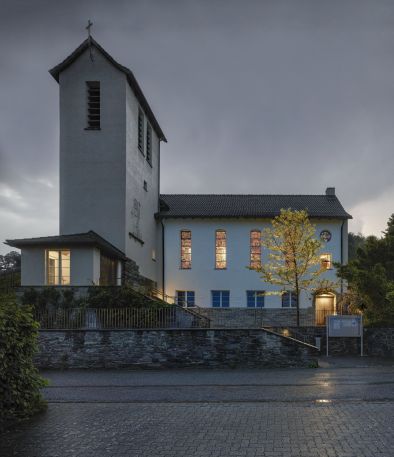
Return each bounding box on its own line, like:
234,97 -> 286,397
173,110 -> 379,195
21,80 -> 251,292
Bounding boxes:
320,253 -> 332,270
215,230 -> 227,269
250,230 -> 261,269
180,230 -> 192,269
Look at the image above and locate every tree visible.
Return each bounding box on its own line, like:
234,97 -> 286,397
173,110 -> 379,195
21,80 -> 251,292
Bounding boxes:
251,209 -> 329,326
0,251 -> 21,274
348,232 -> 366,261
337,214 -> 394,326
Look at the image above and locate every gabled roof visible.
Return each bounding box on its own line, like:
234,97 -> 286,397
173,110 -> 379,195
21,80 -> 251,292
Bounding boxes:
5,231 -> 127,260
49,37 -> 167,142
158,194 -> 352,219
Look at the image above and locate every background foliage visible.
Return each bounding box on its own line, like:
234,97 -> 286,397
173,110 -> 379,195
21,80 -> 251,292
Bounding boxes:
338,215 -> 394,326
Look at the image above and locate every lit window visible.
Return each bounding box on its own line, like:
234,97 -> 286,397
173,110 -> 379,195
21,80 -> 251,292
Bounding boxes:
212,290 -> 230,308
250,230 -> 261,269
176,291 -> 195,307
320,253 -> 332,270
86,81 -> 100,129
180,230 -> 192,269
138,109 -> 144,152
282,291 -> 298,308
215,230 -> 227,269
146,124 -> 152,165
247,290 -> 265,308
46,250 -> 70,285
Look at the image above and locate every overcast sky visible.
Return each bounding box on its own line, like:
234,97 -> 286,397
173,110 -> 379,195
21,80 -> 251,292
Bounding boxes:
1,0 -> 394,254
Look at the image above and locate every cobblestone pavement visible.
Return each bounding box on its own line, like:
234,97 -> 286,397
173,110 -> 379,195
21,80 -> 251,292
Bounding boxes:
2,360 -> 394,457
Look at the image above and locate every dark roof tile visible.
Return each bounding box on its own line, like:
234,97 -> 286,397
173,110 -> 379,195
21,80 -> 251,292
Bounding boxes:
158,194 -> 352,219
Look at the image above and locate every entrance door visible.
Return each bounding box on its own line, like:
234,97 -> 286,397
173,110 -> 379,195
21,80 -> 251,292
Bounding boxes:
315,293 -> 335,325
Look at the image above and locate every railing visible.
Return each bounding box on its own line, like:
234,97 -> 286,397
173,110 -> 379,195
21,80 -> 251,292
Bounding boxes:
0,269 -> 20,295
33,306 -> 211,330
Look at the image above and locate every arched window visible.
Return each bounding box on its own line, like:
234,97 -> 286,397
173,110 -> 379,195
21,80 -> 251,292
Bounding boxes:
215,230 -> 227,269
250,230 -> 261,269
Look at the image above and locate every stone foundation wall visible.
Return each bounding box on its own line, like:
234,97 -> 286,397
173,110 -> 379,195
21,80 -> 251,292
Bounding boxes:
35,328 -> 319,369
196,308 -> 315,328
123,258 -> 156,291
269,326 -> 394,357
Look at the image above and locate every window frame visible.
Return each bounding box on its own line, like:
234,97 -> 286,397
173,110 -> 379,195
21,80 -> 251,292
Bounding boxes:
281,291 -> 298,308
176,290 -> 195,307
250,229 -> 261,269
215,229 -> 227,269
180,230 -> 192,269
246,290 -> 265,308
46,249 -> 71,286
211,290 -> 230,308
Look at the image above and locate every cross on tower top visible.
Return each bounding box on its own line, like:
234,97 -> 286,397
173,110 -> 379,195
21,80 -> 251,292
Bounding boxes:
86,20 -> 93,39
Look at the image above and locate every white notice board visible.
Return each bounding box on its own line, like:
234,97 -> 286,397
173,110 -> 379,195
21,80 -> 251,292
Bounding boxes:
326,315 -> 363,356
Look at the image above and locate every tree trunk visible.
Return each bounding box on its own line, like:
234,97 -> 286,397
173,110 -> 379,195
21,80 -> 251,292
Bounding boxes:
296,289 -> 300,327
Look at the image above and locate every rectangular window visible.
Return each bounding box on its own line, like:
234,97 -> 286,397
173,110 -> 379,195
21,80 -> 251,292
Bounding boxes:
282,291 -> 298,308
138,109 -> 144,153
146,124 -> 152,165
320,253 -> 332,270
176,290 -> 195,307
246,290 -> 265,308
86,81 -> 100,129
215,230 -> 227,269
250,230 -> 261,269
180,230 -> 192,269
212,290 -> 230,308
100,254 -> 117,286
46,250 -> 70,285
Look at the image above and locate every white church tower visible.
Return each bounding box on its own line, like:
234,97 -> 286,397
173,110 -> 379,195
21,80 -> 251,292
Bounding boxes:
48,36 -> 166,285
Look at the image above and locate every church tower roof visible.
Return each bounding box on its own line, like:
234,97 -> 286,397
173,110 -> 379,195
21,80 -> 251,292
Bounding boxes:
49,37 -> 167,142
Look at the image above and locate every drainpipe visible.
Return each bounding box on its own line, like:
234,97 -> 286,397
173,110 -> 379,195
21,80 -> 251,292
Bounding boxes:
161,219 -> 165,300
340,219 -> 345,311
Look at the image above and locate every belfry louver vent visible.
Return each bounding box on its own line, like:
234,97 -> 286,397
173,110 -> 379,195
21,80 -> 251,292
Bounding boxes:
86,81 -> 100,129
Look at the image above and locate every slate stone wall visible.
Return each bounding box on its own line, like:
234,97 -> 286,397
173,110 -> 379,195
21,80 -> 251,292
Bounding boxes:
269,326 -> 394,357
35,328 -> 319,369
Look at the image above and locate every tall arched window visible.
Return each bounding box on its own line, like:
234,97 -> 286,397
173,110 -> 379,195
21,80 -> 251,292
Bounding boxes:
215,230 -> 227,269
250,230 -> 261,269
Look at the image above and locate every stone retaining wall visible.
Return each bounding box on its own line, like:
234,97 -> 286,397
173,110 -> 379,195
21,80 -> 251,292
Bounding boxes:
269,326 -> 394,357
35,328 -> 319,369
196,308 -> 315,328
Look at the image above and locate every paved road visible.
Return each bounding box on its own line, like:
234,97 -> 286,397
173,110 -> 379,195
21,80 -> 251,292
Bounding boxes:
2,358 -> 394,457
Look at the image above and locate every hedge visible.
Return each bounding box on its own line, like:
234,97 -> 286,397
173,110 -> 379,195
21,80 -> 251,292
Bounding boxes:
0,299 -> 47,429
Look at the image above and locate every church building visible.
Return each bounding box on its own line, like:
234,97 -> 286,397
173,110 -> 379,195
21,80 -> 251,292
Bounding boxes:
5,37 -> 352,324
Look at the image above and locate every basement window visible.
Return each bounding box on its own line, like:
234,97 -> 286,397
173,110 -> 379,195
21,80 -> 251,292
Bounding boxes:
86,81 -> 100,129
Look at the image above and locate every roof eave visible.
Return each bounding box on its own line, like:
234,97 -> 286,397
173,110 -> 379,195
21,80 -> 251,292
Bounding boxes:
48,37 -> 167,142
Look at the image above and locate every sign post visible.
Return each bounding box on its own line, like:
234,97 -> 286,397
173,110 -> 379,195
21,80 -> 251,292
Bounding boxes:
326,315 -> 363,357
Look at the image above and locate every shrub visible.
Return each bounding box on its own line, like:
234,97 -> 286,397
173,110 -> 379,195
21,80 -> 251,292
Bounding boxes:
0,299 -> 47,429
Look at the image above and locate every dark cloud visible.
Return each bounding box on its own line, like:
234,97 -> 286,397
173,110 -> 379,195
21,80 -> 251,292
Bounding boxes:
1,0 -> 394,253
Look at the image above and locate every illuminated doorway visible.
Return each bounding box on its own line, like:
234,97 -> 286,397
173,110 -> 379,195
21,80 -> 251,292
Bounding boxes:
315,292 -> 336,325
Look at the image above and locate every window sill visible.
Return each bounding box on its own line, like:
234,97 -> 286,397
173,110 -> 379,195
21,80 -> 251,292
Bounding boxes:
214,268 -> 227,270
84,127 -> 101,131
